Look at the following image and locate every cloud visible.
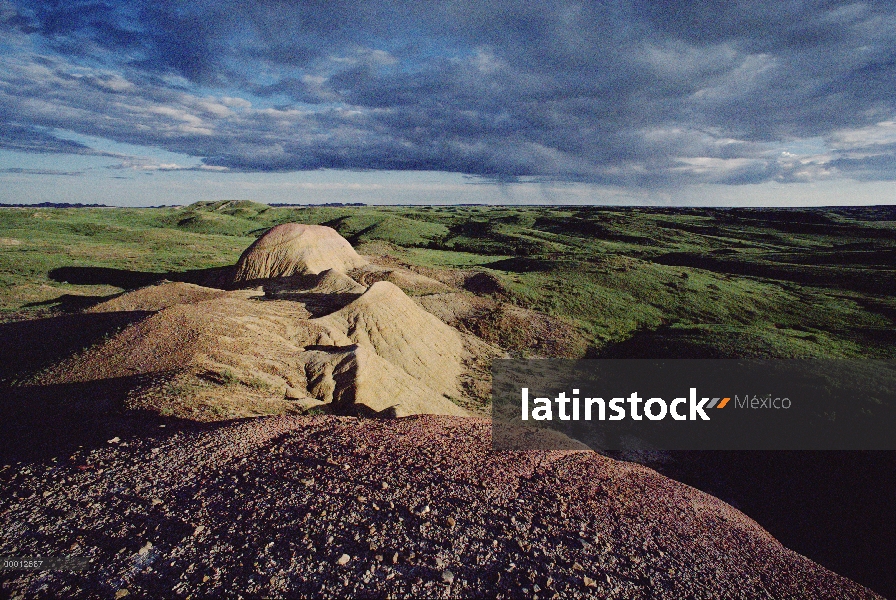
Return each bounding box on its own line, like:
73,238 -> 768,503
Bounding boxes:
0,167 -> 83,176
1,0 -> 896,186
0,122 -> 112,155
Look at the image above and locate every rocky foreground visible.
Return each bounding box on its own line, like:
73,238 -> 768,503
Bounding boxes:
0,416 -> 879,599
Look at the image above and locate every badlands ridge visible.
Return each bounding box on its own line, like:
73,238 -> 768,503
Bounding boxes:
37,223 -> 498,420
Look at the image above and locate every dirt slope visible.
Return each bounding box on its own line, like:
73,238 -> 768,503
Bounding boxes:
0,415 -> 879,599
317,281 -> 467,400
300,345 -> 467,417
37,278 -> 475,419
266,269 -> 367,296
233,224 -> 368,282
417,292 -> 588,358
85,281 -> 229,313
349,263 -> 454,295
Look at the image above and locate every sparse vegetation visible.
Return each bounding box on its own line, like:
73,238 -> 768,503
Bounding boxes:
221,369 -> 239,386
245,376 -> 271,391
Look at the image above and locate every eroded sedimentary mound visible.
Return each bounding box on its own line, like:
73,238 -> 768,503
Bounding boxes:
349,263 -> 454,295
263,268 -> 368,300
30,225 -> 529,419
233,223 -> 368,282
40,277 -> 474,419
300,344 -> 467,417
317,281 -> 466,400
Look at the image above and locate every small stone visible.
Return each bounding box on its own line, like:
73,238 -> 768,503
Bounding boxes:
151,498 -> 163,506
114,590 -> 129,599
392,552 -> 399,564
447,516 -> 456,528
375,555 -> 383,562
42,491 -> 51,498
202,575 -> 209,583
336,554 -> 351,566
138,542 -> 153,556
193,525 -> 205,536
381,482 -> 389,490
572,562 -> 584,571
107,437 -> 120,444
441,570 -> 455,584
583,576 -> 597,588
357,496 -> 366,503
150,448 -> 160,455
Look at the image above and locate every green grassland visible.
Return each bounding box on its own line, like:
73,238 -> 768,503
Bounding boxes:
1,200 -> 893,359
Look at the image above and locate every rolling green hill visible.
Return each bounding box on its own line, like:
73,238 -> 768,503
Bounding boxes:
1,203 -> 893,359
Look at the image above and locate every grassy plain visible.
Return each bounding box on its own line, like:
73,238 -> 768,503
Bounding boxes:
1,200 -> 893,360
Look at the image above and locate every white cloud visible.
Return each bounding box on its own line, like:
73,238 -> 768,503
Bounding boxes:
829,120 -> 896,149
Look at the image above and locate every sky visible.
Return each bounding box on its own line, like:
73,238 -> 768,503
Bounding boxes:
1,0 -> 896,206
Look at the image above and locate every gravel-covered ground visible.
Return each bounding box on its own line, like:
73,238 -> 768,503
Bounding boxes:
0,415 -> 880,599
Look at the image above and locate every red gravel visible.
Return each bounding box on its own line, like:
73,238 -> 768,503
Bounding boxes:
0,415 -> 880,599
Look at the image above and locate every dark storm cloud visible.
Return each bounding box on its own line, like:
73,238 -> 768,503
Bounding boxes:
3,0 -> 896,185
0,122 -> 110,156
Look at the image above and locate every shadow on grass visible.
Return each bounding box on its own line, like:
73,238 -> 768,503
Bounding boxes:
593,324 -> 896,360
47,265 -> 236,291
483,257 -> 562,272
652,252 -> 895,296
22,294 -> 113,312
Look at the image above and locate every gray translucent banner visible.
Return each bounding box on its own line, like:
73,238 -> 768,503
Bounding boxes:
491,359 -> 896,450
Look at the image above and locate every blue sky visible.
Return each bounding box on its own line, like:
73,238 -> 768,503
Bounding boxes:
2,0 -> 896,206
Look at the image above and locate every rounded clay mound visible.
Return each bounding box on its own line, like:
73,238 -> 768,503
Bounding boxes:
233,223 -> 368,282
318,281 -> 466,399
